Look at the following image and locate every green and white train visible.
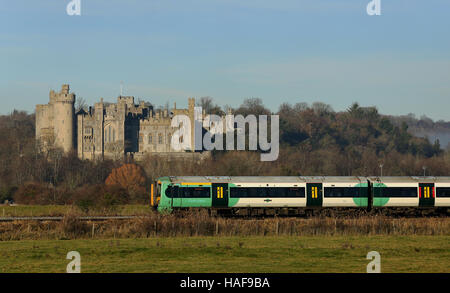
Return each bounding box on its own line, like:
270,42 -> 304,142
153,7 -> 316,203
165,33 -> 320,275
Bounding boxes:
151,176 -> 450,215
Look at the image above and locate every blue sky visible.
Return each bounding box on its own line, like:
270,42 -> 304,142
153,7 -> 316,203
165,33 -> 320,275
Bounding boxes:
1,0 -> 450,120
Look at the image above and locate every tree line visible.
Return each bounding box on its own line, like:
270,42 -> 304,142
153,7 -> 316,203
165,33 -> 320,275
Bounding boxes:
0,99 -> 448,206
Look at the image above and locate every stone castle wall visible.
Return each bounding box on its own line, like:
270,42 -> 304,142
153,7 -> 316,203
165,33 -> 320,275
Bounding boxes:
36,84 -> 75,153
36,84 -> 201,160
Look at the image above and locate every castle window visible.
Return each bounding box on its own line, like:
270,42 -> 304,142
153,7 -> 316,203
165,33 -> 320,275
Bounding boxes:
148,134 -> 152,144
112,129 -> 115,142
139,134 -> 143,144
158,133 -> 163,144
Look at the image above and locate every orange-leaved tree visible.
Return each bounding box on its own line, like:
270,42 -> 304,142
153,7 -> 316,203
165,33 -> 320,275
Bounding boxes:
105,164 -> 147,201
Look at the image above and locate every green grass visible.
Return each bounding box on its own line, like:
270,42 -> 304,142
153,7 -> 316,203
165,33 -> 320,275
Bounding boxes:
0,204 -> 151,217
0,236 -> 448,273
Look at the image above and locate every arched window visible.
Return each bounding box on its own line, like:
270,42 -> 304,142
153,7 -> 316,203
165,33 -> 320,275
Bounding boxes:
158,133 -> 163,144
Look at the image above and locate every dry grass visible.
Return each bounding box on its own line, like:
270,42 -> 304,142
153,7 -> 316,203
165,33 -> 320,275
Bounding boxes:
0,209 -> 448,240
0,204 -> 151,217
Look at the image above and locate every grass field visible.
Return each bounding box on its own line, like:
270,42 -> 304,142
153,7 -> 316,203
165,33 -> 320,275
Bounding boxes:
0,235 -> 448,273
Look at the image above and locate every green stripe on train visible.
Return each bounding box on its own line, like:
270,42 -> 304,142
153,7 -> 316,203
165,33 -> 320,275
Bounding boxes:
228,184 -> 240,207
354,182 -> 389,207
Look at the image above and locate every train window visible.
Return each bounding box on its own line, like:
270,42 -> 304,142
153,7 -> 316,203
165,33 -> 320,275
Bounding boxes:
179,188 -> 189,198
436,187 -> 450,197
267,188 -> 287,197
230,188 -> 247,198
248,188 -> 266,197
165,186 -> 171,197
324,187 -> 361,198
288,187 -> 306,197
165,186 -> 179,198
374,187 -> 417,197
192,187 -> 210,198
230,187 -> 305,198
271,187 -> 305,197
179,187 -> 210,198
230,187 -> 265,198
179,188 -> 191,198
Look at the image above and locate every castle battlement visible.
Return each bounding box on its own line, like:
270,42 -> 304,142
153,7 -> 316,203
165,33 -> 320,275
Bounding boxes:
49,84 -> 75,104
36,84 -> 198,160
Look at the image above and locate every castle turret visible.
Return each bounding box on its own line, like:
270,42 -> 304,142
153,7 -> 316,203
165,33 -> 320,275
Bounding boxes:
53,84 -> 75,153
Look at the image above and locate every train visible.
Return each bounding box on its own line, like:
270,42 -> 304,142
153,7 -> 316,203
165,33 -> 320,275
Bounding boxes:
150,176 -> 450,215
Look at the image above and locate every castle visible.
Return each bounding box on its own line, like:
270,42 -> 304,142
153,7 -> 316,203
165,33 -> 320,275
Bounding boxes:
36,84 -> 203,160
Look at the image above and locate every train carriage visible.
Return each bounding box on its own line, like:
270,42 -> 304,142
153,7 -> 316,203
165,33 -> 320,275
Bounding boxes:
228,176 -> 306,209
152,176 -> 450,214
433,177 -> 450,207
321,176 -> 368,208
368,177 -> 420,207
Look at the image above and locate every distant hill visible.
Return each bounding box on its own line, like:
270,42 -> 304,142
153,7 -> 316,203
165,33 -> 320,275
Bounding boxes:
389,114 -> 450,150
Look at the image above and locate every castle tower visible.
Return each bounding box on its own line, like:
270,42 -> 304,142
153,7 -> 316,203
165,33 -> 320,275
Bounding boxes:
53,84 -> 75,153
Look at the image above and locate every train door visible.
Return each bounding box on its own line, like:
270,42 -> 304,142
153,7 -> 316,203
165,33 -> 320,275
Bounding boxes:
307,183 -> 323,207
212,183 -> 228,208
167,185 -> 179,208
419,183 -> 435,207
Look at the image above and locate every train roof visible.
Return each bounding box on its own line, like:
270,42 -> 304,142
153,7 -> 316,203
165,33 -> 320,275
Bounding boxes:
161,176 -> 450,184
368,176 -> 450,183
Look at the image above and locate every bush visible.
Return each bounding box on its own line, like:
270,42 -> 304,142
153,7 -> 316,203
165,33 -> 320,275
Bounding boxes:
13,182 -> 53,205
0,186 -> 17,204
105,164 -> 147,199
73,184 -> 129,212
98,185 -> 130,208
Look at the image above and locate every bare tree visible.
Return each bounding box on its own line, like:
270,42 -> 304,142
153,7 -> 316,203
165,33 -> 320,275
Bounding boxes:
75,97 -> 88,113
197,97 -> 224,115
